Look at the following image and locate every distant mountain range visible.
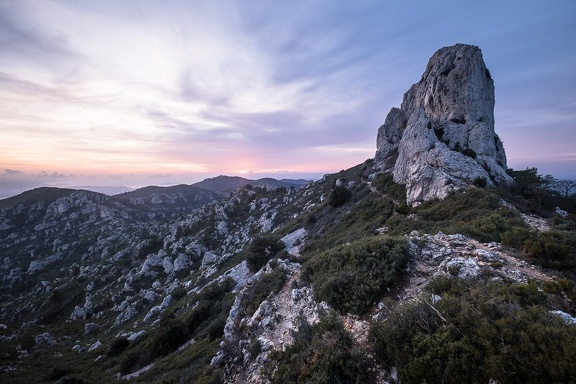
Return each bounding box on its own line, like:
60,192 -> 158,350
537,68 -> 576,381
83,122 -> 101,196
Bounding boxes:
0,175 -> 313,204
189,175 -> 310,195
0,176 -> 311,220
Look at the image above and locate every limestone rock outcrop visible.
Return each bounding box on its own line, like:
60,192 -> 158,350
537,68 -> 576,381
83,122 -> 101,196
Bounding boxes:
376,44 -> 512,205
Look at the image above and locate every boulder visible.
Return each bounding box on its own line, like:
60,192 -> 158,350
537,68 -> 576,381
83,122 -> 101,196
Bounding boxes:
88,340 -> 102,352
34,332 -> 56,347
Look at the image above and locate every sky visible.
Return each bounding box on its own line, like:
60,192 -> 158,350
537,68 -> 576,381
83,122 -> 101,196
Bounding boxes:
1,0 -> 575,198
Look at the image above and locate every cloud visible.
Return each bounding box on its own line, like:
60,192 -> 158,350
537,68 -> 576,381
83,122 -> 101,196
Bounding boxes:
0,2 -> 77,63
3,169 -> 23,176
0,169 -> 47,199
1,0 -> 575,188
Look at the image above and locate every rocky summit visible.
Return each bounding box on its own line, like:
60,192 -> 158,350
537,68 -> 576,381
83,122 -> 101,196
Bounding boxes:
1,46 -> 575,384
376,44 -> 512,205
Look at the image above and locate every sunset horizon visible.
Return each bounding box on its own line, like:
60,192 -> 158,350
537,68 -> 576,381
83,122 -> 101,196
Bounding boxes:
1,0 -> 575,199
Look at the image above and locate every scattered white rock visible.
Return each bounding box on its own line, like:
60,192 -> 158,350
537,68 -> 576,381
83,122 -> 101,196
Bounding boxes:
223,260 -> 252,291
88,340 -> 102,352
34,332 -> 56,347
163,257 -> 174,274
173,253 -> 192,272
114,306 -> 137,326
70,305 -> 87,321
443,257 -> 480,279
555,207 -> 568,217
128,330 -> 146,341
474,249 -> 502,263
84,323 -> 98,335
202,251 -> 219,265
280,228 -> 307,257
550,310 -> 576,325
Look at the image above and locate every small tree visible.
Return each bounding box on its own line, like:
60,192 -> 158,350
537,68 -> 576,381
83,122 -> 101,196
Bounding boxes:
507,167 -> 542,198
246,235 -> 284,272
507,167 -> 556,211
554,179 -> 576,197
329,186 -> 352,208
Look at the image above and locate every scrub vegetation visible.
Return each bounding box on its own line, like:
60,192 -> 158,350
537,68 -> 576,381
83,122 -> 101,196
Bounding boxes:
1,164 -> 575,384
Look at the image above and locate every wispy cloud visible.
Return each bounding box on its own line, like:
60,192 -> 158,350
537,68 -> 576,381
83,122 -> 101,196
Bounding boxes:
0,0 -> 575,198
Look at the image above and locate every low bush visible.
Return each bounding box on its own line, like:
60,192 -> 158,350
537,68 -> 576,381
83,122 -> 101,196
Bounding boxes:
241,264 -> 287,317
328,185 -> 352,208
304,236 -> 410,315
370,277 -> 576,383
522,230 -> 576,271
46,366 -> 72,381
170,286 -> 187,300
138,236 -> 164,258
246,235 -> 285,272
473,177 -> 487,187
460,147 -> 477,159
108,337 -> 130,357
501,226 -> 536,249
20,333 -> 35,351
273,311 -> 372,383
119,349 -> 153,375
54,375 -> 91,384
185,278 -> 235,337
303,193 -> 395,253
151,318 -> 189,357
417,188 -> 500,222
372,173 -> 407,201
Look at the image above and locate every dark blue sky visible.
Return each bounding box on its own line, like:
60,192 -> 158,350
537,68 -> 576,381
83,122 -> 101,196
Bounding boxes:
1,0 -> 575,197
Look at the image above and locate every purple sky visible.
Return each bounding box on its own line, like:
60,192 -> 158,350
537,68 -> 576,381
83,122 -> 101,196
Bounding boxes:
1,0 -> 575,198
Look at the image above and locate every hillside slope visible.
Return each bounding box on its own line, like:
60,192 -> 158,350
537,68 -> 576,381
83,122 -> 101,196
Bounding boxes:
1,160 -> 575,383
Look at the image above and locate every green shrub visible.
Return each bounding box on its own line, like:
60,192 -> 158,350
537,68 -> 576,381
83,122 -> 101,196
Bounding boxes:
501,226 -> 536,249
417,188 -> 500,222
120,349 -> 153,375
328,185 -> 352,208
185,278 -> 235,337
206,317 -> 227,341
303,193 -> 395,253
304,236 -> 410,314
170,286 -> 187,300
20,333 -> 35,351
138,236 -> 164,257
471,213 -> 508,241
370,277 -> 576,383
372,173 -> 407,201
543,277 -> 576,302
151,318 -> 189,357
46,367 -> 72,381
460,148 -> 477,159
515,230 -> 576,274
54,375 -> 91,384
246,235 -> 285,272
273,311 -> 372,383
395,201 -> 408,214
241,266 -> 288,317
0,342 -> 17,361
473,177 -> 487,187
108,337 -> 130,357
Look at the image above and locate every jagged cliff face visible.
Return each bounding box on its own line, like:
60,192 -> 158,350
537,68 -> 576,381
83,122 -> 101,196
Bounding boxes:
376,44 -> 512,205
